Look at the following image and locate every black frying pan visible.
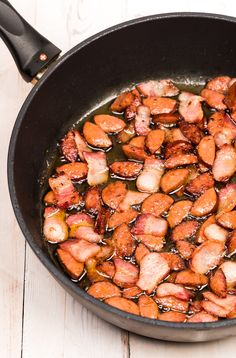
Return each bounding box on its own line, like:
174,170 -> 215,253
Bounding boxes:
2,0 -> 236,342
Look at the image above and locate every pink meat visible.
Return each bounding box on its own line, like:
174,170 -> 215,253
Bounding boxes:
75,226 -> 103,243
137,79 -> 179,97
212,144 -> 236,182
131,214 -> 168,236
156,283 -> 193,301
113,258 -> 139,288
178,91 -> 204,123
60,239 -> 100,262
188,311 -> 218,322
134,105 -> 151,135
118,190 -> 149,212
191,240 -> 225,274
136,158 -> 164,193
48,173 -> 80,208
217,183 -> 236,215
83,151 -> 108,186
73,130 -> 92,161
43,207 -> 68,243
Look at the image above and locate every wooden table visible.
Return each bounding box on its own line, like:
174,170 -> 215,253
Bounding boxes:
1,1 -> 236,357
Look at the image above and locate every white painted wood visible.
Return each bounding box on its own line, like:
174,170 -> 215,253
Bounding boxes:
1,0 -> 236,357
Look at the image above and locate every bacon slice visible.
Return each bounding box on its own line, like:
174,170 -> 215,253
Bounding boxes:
202,300 -> 229,317
94,114 -> 125,133
83,151 -> 109,186
122,144 -> 149,161
102,181 -> 127,209
43,207 -> 68,243
160,168 -> 189,193
190,187 -> 217,217
123,286 -> 142,299
49,174 -> 80,209
113,258 -> 139,288
156,283 -> 192,301
60,239 -> 100,262
172,220 -> 199,242
145,129 -> 165,154
83,122 -> 112,148
164,140 -> 193,159
201,89 -> 226,110
109,161 -> 143,178
87,281 -> 121,299
141,193 -> 174,217
214,127 -> 234,147
61,130 -> 78,162
167,200 -> 193,228
73,130 -> 92,161
95,207 -> 110,235
96,241 -> 114,261
202,291 -> 236,317
164,153 -> 198,169
96,261 -> 115,279
66,213 -> 93,237
108,208 -> 138,229
179,121 -> 203,144
206,76 -> 231,93
188,311 -> 218,322
137,79 -> 179,97
125,89 -> 142,120
217,184 -> 236,216
186,173 -> 214,196
56,162 -> 88,180
105,297 -> 139,315
158,311 -> 186,322
175,269 -> 208,287
134,105 -> 151,135
160,253 -> 186,271
110,91 -> 134,113
84,186 -> 102,214
212,144 -> 236,181
57,248 -> 84,279
156,296 -> 189,312
197,136 -> 215,166
178,92 -> 204,123
118,191 -> 149,212
135,243 -> 150,265
203,224 -> 228,243
219,261 -> 236,288
209,268 -> 227,298
136,158 -> 164,193
143,97 -> 176,115
131,214 -> 168,237
113,223 -> 136,258
117,121 -> 136,143
138,295 -> 158,319
74,226 -> 103,243
135,235 -> 164,251
191,240 -> 225,274
227,230 -> 236,256
176,240 -> 196,260
136,252 -> 170,293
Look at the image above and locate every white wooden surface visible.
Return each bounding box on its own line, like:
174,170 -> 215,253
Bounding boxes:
1,0 -> 236,357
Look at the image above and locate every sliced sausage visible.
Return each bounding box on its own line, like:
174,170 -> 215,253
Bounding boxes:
156,296 -> 189,312
145,129 -> 165,154
102,181 -> 127,209
57,248 -> 84,279
186,172 -> 214,196
118,190 -> 149,212
158,311 -> 186,322
138,295 -> 158,319
217,183 -> 236,216
179,121 -> 203,144
96,261 -> 115,279
190,187 -> 217,217
84,186 -> 102,214
153,113 -> 179,125
113,223 -> 136,258
60,239 -> 100,263
113,258 -> 139,288
201,88 -> 226,110
156,283 -> 193,301
108,208 -> 138,230
172,220 -> 199,242
212,144 -> 236,182
175,269 -> 208,287
209,268 -> 227,298
143,97 -> 176,115
110,91 -> 134,112
123,286 -> 142,299
83,122 -> 112,148
188,311 -> 218,322
164,140 -> 193,159
135,243 -> 150,265
164,153 -> 198,169
117,121 -> 136,143
109,161 -> 143,178
122,144 -> 149,161
160,168 -> 189,193
206,76 -> 231,93
131,214 -> 168,237
94,114 -> 125,133
105,297 -> 139,315
196,215 -> 216,244
167,200 -> 193,228
176,240 -> 196,260
197,136 -> 215,166
159,252 -> 186,271
141,193 -> 174,217
87,281 -> 121,299
56,162 -> 88,180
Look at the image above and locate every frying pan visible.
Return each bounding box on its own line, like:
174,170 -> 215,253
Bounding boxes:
2,0 -> 236,342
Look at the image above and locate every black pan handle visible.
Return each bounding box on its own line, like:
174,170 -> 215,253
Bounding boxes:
0,0 -> 61,82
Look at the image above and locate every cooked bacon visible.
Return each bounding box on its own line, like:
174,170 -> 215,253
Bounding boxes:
217,183 -> 236,216
113,258 -> 139,288
84,186 -> 102,214
143,97 -> 176,115
203,224 -> 228,243
164,140 -> 193,159
197,136 -> 215,166
57,248 -> 84,279
156,283 -> 193,301
60,239 -> 100,262
179,121 -> 203,144
153,113 -> 179,125
202,292 -> 236,317
66,213 -> 93,236
164,153 -> 198,169
158,311 -> 186,322
186,173 -> 214,196
176,240 -> 196,260
108,208 -> 138,230
74,130 -> 92,161
122,144 -> 149,161
190,187 -> 217,217
136,252 -> 170,293
96,261 -> 115,279
83,151 -> 109,186
219,261 -> 236,288
87,281 -> 121,299
125,89 -> 142,120
214,127 -> 234,147
160,168 -> 189,193
167,200 -> 193,228
74,224 -> 103,243
123,286 -> 142,299
109,161 -> 143,178
172,220 -> 199,242
110,91 -> 134,113
178,91 -> 204,123
141,193 -> 174,217
190,240 -> 225,274
137,79 -> 179,97
85,258 -> 107,283
43,207 -> 68,243
136,158 -> 164,193
118,191 -> 149,212
96,241 -> 114,261
43,191 -> 57,205
213,144 -> 236,182
196,215 -> 216,244
83,122 -> 112,148
175,269 -> 208,287
61,130 -> 78,162
102,181 -> 127,209
227,230 -> 236,256
131,214 -> 168,237
56,162 -> 88,180
135,234 -> 164,251
188,311 -> 218,322
201,89 -> 226,110
117,121 -> 136,143
134,105 -> 151,135
113,223 -> 136,258
156,296 -> 189,312
224,81 -> 236,113
49,174 -> 80,209
94,114 -> 125,133
95,207 -> 110,235
129,136 -> 146,148
105,297 -> 139,315
189,301 -> 206,314
160,252 -> 186,271
138,295 -> 158,319
145,129 -> 165,154
135,243 -> 150,265
206,76 -> 231,93
209,268 -> 227,298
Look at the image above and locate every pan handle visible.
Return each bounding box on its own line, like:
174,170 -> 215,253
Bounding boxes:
0,0 -> 61,82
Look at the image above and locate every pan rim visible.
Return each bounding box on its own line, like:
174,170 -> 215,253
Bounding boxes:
7,11 -> 236,333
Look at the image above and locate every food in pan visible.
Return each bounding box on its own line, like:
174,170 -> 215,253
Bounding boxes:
42,76 -> 236,323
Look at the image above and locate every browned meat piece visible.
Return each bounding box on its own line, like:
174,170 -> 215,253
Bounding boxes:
141,193 -> 173,217
60,239 -> 100,262
202,291 -> 236,317
158,311 -> 186,322
176,240 -> 196,260
109,161 -> 143,178
83,122 -> 112,148
156,296 -> 189,312
143,97 -> 176,115
190,188 -> 217,217
125,88 -> 142,120
66,213 -> 93,237
87,281 -> 121,299
113,223 -> 136,258
219,261 -> 236,288
203,223 -> 228,243
217,184 -> 236,216
75,225 -> 103,243
196,215 -> 216,244
137,79 -> 179,97
160,168 -> 189,193
178,92 -> 203,123
83,151 -> 109,186
61,130 -> 78,162
135,243 -> 150,265
118,190 -> 149,212
186,173 -> 214,196
123,286 -> 142,299
117,121 -> 136,143
113,258 -> 139,288
135,235 -> 164,251
95,208 -> 110,235
224,81 -> 236,112
57,248 -> 84,279
156,283 -> 193,301
102,181 -> 127,209
227,230 -> 236,256
164,153 -> 198,169
134,105 -> 151,135
209,268 -> 227,298
122,144 -> 149,161
73,130 -> 92,161
131,214 -> 168,237
110,91 -> 134,112
105,297 -> 139,315
175,269 -> 208,287
129,136 -> 146,148
190,241 -> 225,274
201,88 -> 226,110
164,140 -> 193,159
43,191 -> 56,205
179,121 -> 202,144
108,208 -> 138,229
212,144 -> 236,182
159,252 -> 186,271
96,241 -> 114,261
145,129 -> 165,154
49,173 -> 81,209
138,295 -> 158,319
136,158 -> 164,193
84,186 -> 102,214
197,136 -> 215,166
172,220 -> 199,242
94,114 -> 125,133
56,162 -> 88,180
206,76 -> 231,93
167,200 -> 193,228
43,207 -> 68,243
96,261 -> 115,279
188,311 -> 218,322
153,113 -> 179,125
85,258 -> 107,283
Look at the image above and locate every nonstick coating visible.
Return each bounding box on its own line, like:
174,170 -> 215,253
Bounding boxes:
7,13 -> 236,342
